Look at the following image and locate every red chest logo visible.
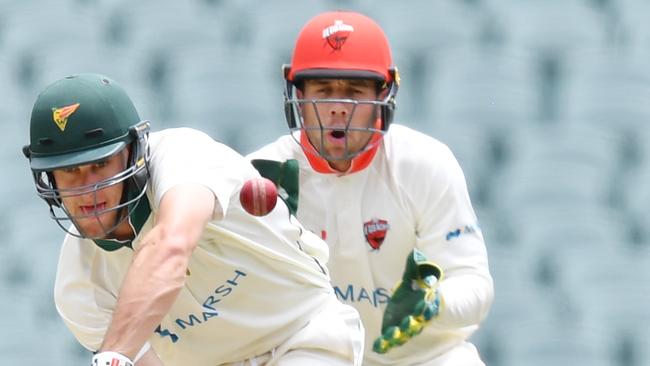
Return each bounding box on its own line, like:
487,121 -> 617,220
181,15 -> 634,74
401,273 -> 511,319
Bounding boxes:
363,219 -> 390,250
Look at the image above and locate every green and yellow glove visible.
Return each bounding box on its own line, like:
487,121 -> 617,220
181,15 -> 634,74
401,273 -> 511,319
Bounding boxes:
373,249 -> 443,354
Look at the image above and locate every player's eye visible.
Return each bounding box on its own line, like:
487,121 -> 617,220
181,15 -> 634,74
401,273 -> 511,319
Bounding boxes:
61,166 -> 80,174
95,160 -> 109,168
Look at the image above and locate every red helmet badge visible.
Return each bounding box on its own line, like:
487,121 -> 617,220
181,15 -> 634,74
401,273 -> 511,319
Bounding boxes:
322,20 -> 354,51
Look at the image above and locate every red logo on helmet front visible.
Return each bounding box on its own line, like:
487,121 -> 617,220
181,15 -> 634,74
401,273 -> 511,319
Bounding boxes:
363,218 -> 389,250
322,20 -> 354,51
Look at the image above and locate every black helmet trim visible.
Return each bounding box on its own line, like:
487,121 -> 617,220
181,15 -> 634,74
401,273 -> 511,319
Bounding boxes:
291,68 -> 386,83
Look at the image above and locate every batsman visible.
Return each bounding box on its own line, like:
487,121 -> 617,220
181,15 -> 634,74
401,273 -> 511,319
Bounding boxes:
22,73 -> 365,365
249,11 -> 494,366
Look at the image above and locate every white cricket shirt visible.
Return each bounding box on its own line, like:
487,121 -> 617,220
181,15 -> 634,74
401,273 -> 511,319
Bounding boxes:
54,128 -> 335,365
249,124 -> 494,365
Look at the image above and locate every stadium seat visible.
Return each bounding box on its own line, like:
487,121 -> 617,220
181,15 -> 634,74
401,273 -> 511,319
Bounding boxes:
0,286 -> 88,364
504,319 -> 611,366
491,123 -> 624,211
494,0 -> 606,57
371,0 -> 483,57
247,0 -> 331,61
426,117 -> 498,208
424,45 -> 539,133
610,0 -> 650,52
506,202 -> 631,252
102,0 -> 225,50
369,0 -> 495,123
163,46 -> 285,154
562,49 -> 650,166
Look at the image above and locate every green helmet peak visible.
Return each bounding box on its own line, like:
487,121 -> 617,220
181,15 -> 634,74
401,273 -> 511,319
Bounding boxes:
26,73 -> 141,172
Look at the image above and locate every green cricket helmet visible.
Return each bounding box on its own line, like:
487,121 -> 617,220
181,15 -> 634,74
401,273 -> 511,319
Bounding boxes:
23,73 -> 150,239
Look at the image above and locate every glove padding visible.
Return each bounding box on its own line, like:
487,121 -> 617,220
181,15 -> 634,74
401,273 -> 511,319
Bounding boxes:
373,249 -> 443,354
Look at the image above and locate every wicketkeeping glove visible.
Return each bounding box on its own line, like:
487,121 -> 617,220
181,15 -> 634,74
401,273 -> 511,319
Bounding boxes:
373,249 -> 443,354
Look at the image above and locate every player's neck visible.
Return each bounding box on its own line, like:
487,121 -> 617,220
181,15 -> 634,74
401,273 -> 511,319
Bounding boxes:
111,218 -> 136,241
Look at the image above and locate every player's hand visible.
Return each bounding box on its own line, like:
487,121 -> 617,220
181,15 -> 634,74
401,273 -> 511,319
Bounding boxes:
373,249 -> 443,354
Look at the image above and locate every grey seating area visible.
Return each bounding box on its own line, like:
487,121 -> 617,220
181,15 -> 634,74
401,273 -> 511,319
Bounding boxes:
1,0 -> 649,364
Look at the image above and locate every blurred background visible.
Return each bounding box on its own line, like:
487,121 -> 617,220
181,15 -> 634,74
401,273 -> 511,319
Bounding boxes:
1,0 -> 649,364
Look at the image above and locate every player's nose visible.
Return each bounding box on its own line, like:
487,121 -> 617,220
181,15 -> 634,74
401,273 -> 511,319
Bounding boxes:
327,101 -> 348,116
79,170 -> 104,188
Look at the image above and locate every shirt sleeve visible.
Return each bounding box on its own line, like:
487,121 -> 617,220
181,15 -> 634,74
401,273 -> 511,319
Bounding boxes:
53,235 -> 152,358
407,142 -> 494,330
148,128 -> 257,220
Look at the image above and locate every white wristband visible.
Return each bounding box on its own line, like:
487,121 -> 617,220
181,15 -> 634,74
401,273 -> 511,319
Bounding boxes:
92,351 -> 134,366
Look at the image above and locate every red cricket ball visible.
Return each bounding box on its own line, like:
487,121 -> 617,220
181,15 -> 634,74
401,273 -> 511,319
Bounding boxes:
239,177 -> 278,216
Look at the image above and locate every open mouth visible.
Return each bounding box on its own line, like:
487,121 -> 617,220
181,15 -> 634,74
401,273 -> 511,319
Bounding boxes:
79,202 -> 107,215
330,129 -> 346,139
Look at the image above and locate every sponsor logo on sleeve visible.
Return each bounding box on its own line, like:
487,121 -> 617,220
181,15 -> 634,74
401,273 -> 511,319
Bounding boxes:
445,223 -> 480,241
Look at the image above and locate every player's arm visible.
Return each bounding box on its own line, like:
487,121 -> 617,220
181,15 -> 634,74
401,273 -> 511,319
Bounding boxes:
417,148 -> 493,330
99,183 -> 215,360
374,143 -> 493,353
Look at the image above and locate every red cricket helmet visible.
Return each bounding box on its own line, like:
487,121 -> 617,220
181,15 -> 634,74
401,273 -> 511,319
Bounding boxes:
283,11 -> 399,174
